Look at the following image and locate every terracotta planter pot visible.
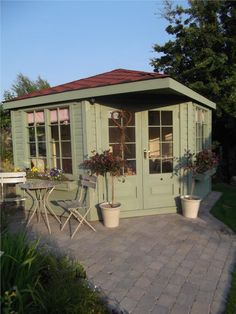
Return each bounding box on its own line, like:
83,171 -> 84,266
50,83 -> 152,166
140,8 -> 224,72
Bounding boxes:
180,195 -> 201,219
100,202 -> 121,228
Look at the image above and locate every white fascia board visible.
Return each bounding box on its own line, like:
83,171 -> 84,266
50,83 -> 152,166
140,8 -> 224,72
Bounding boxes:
3,77 -> 216,110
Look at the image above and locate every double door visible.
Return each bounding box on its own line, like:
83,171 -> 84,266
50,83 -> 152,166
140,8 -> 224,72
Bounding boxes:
101,105 -> 180,212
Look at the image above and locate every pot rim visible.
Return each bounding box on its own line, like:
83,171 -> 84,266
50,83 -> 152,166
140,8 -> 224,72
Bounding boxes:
180,195 -> 201,201
100,201 -> 121,208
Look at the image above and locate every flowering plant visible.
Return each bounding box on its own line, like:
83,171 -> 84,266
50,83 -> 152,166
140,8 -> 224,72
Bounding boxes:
183,149 -> 218,175
26,167 -> 68,181
179,149 -> 218,198
81,150 -> 124,206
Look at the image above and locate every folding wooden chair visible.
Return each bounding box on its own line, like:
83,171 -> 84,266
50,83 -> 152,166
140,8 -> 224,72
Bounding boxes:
57,175 -> 97,238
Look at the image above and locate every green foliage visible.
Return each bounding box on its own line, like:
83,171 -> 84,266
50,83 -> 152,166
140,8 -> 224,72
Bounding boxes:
225,268 -> 236,314
0,105 -> 13,162
211,183 -> 236,313
1,73 -> 50,163
3,73 -> 50,100
151,0 -> 236,179
40,254 -> 108,314
1,232 -> 46,313
81,150 -> 125,205
0,231 -> 109,314
151,0 -> 236,116
82,150 -> 124,177
211,183 -> 236,232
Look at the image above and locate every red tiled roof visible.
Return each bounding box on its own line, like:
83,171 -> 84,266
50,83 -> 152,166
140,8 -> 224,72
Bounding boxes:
10,69 -> 169,101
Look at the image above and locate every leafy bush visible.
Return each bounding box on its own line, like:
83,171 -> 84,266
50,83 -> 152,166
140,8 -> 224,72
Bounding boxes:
1,232 -> 46,313
1,231 -> 109,314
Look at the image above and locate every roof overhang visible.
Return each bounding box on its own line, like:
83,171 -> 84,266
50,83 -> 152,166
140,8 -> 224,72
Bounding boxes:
3,77 -> 216,110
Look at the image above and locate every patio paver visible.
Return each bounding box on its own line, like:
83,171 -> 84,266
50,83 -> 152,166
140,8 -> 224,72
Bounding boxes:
9,191 -> 236,313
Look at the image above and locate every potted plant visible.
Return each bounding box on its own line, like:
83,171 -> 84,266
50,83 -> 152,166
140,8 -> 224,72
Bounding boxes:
25,167 -> 78,191
179,149 -> 218,218
81,150 -> 124,228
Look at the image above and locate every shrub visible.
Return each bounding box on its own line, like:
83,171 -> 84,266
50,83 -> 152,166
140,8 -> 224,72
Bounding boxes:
1,231 -> 46,313
1,231 -> 109,314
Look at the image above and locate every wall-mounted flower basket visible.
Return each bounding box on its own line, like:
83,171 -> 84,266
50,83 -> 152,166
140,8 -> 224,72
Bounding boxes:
195,168 -> 216,181
54,180 -> 78,191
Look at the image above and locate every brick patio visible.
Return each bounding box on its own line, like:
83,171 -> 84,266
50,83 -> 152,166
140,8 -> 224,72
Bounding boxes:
9,192 -> 236,313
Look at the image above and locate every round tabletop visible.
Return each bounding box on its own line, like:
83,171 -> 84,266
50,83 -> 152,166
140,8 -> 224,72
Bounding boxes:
21,181 -> 55,190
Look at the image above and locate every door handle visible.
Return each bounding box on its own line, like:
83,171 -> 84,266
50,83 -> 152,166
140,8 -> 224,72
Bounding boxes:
143,149 -> 150,159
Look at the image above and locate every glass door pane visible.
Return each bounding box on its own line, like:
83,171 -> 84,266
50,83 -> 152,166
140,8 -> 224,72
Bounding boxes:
148,111 -> 173,174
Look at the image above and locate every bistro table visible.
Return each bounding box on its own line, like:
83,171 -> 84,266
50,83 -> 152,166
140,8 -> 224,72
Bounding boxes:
21,181 -> 61,234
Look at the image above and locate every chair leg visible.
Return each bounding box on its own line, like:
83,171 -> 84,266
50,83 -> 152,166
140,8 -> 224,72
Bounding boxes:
61,212 -> 73,231
76,211 -> 96,232
71,208 -> 96,236
71,219 -> 84,239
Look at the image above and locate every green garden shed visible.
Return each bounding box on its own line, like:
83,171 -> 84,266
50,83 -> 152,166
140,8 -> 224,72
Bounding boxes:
4,69 -> 216,221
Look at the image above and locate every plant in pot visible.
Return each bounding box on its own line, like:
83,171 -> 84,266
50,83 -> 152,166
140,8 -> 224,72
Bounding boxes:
81,150 -> 124,228
179,149 -> 218,218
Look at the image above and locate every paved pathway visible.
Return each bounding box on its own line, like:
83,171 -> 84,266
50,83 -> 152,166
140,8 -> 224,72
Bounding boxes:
10,192 -> 236,313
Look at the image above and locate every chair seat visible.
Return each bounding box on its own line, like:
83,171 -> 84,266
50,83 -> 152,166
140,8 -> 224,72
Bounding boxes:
57,200 -> 83,210
0,196 -> 26,203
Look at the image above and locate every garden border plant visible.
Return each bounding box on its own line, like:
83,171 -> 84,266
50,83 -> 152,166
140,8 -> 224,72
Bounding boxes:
0,229 -> 111,313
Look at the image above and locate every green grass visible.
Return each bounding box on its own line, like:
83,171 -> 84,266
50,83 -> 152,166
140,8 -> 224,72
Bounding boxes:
211,183 -> 236,314
211,183 -> 236,233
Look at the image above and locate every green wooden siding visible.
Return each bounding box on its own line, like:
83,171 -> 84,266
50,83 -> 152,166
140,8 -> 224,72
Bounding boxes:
70,102 -> 84,177
11,110 -> 28,169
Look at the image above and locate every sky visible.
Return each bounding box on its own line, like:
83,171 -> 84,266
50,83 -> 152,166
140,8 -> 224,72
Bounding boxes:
1,0 -> 188,100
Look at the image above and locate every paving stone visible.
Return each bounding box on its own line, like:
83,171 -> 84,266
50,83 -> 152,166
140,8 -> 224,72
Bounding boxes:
156,293 -> 176,309
169,273 -> 186,286
135,293 -> 157,312
126,287 -> 145,301
149,260 -> 164,271
210,300 -> 226,314
180,282 -> 199,296
175,265 -> 192,277
165,283 -> 182,297
151,304 -> 170,314
119,297 -> 138,313
147,282 -> 166,298
170,303 -> 191,314
190,301 -> 210,314
8,192 -> 236,314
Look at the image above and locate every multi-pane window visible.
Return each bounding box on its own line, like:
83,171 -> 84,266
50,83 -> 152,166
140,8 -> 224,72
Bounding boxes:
27,111 -> 47,171
148,111 -> 173,174
108,111 -> 136,175
50,108 -> 72,173
195,108 -> 207,152
27,107 -> 72,173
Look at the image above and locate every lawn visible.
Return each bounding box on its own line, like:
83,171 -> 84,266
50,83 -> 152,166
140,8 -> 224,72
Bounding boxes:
211,183 -> 236,314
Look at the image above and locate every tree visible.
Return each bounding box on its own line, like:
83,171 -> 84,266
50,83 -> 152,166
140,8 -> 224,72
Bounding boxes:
3,73 -> 50,100
151,0 -> 236,181
0,74 -> 50,164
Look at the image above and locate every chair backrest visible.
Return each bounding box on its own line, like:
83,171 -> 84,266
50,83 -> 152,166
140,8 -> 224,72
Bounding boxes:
78,174 -> 97,205
0,172 -> 27,202
0,172 -> 26,186
80,174 -> 97,189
